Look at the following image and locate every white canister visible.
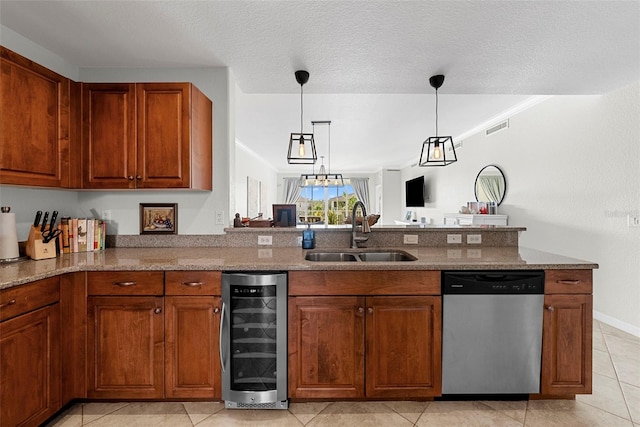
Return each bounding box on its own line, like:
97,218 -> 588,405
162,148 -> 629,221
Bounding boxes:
0,207 -> 20,260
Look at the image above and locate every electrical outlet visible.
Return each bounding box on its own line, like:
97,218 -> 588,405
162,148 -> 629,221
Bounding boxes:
215,210 -> 224,225
101,210 -> 112,221
297,236 -> 303,246
403,234 -> 419,244
447,234 -> 462,244
467,234 -> 482,244
258,235 -> 272,245
628,215 -> 640,227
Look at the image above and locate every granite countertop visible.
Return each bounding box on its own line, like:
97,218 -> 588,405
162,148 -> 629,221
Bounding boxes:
0,246 -> 598,290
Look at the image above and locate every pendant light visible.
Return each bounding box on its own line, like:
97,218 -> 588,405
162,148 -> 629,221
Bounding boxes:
300,121 -> 344,187
419,74 -> 457,167
287,70 -> 317,164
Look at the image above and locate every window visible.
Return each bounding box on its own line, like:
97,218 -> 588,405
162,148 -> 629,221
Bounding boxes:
296,180 -> 358,225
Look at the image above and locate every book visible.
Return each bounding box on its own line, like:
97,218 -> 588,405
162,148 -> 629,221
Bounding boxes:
60,217 -> 70,254
77,219 -> 87,252
70,218 -> 77,253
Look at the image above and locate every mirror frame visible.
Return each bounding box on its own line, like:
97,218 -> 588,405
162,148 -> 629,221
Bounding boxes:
474,164 -> 507,206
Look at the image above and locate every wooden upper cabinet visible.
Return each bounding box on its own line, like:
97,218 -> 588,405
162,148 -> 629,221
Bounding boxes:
1,46 -> 76,187
82,82 -> 212,190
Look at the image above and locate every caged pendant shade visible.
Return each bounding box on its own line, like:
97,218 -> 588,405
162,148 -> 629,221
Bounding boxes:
287,70 -> 317,164
419,74 -> 457,167
299,121 -> 344,187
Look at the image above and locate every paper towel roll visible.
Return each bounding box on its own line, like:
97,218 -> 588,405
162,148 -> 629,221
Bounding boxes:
0,211 -> 20,260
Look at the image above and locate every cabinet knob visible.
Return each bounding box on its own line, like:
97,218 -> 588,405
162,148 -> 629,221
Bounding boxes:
0,299 -> 16,309
154,307 -> 162,314
128,176 -> 134,180
113,281 -> 137,287
214,307 -> 220,313
367,307 -> 374,314
182,281 -> 203,287
136,175 -> 142,180
545,305 -> 555,312
357,306 -> 364,313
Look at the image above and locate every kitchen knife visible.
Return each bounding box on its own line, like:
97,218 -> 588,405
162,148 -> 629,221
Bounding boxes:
40,211 -> 49,232
33,210 -> 42,227
49,210 -> 58,229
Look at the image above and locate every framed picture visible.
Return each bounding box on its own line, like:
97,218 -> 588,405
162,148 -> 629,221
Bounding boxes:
272,204 -> 296,227
140,203 -> 178,234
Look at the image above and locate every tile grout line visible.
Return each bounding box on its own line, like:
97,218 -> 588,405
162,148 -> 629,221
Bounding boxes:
601,332 -> 637,424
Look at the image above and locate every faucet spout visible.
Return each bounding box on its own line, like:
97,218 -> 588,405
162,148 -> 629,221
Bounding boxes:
351,201 -> 371,249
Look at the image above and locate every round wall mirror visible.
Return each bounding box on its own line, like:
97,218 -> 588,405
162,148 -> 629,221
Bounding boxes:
474,165 -> 507,205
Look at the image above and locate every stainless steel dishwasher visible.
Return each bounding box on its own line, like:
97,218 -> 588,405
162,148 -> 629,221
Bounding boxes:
441,270 -> 544,395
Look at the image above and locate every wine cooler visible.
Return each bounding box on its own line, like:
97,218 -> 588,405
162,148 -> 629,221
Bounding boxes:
221,272 -> 288,409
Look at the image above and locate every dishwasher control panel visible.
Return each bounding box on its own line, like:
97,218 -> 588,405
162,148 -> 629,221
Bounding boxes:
442,270 -> 544,294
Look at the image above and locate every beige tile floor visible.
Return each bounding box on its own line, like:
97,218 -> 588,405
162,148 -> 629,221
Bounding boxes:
48,320 -> 640,427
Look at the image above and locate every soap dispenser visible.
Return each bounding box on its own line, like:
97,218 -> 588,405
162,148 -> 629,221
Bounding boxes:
302,224 -> 315,249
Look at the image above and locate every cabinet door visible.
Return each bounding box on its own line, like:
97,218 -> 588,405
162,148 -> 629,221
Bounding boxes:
82,83 -> 136,189
165,296 -> 222,398
541,294 -> 592,395
366,296 -> 442,398
288,296 -> 365,398
136,83 -> 191,188
1,47 -> 71,187
87,296 -> 164,399
0,304 -> 61,427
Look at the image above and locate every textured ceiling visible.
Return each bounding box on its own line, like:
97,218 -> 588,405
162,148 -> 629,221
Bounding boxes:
1,1 -> 638,172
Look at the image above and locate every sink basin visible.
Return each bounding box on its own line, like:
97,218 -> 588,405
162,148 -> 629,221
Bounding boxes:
304,250 -> 416,262
305,252 -> 359,262
357,251 -> 417,262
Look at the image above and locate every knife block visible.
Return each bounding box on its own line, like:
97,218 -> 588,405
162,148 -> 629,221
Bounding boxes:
25,226 -> 57,260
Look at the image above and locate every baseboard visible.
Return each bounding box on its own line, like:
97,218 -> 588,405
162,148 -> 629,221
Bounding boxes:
594,310 -> 640,338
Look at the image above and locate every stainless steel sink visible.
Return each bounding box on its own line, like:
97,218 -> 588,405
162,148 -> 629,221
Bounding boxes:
357,251 -> 417,262
304,252 -> 359,262
304,250 -> 416,262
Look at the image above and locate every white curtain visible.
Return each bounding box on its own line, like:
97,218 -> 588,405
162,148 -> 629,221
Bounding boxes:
283,177 -> 303,204
351,178 -> 371,211
479,176 -> 504,203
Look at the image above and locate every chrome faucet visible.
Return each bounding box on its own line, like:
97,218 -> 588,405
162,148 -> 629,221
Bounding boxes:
351,201 -> 371,248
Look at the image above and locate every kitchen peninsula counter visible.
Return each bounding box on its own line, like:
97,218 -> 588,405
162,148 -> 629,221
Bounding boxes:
1,246 -> 598,290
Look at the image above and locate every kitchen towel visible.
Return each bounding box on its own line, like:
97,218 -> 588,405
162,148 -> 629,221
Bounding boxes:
0,209 -> 19,260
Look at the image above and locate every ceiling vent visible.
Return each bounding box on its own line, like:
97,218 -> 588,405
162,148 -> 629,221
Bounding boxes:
485,120 -> 509,136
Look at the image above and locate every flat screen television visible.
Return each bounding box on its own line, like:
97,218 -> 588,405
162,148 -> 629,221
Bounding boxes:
405,176 -> 425,207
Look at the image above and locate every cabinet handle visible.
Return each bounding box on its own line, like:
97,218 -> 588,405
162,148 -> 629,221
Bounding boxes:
357,306 -> 364,313
545,305 -> 555,312
154,307 -> 162,314
128,176 -> 134,180
182,281 -> 203,287
367,307 -> 374,314
556,280 -> 581,285
0,299 -> 16,309
214,307 -> 220,314
113,281 -> 137,287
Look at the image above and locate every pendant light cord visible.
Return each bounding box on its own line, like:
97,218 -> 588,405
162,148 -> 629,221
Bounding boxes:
435,88 -> 439,137
328,123 -> 331,174
300,84 -> 304,133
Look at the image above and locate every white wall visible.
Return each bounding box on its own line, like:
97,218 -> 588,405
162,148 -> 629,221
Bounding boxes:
1,26 -> 234,234
401,82 -> 640,334
234,142 -> 278,218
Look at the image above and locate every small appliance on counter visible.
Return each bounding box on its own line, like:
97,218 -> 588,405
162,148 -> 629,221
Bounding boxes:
0,206 -> 20,262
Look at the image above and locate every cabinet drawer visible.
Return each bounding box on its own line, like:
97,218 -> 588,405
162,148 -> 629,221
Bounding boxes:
165,271 -> 221,295
289,270 -> 440,295
87,271 -> 164,295
0,276 -> 60,322
545,270 -> 592,294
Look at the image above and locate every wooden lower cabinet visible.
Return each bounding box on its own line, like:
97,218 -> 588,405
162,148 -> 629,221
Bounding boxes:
0,304 -> 61,427
541,293 -> 593,395
87,296 -> 164,399
165,296 -> 222,398
366,296 -> 441,398
288,295 -> 441,399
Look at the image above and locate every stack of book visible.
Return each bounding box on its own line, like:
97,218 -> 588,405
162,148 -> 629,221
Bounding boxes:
58,218 -> 107,254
